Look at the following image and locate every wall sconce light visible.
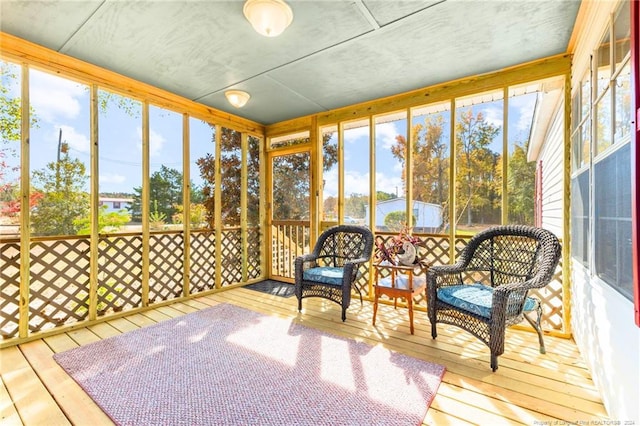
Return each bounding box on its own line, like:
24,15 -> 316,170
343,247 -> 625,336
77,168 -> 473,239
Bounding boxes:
243,0 -> 293,37
225,90 -> 251,108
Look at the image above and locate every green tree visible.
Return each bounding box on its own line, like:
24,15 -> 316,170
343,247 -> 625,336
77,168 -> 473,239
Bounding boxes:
376,191 -> 397,202
455,109 -> 500,226
196,130 -> 336,228
502,141 -> 536,225
1,61 -> 39,218
74,204 -> 130,234
345,193 -> 368,218
384,210 -> 416,231
30,149 -> 89,236
130,165 -> 186,223
172,203 -> 207,228
391,114 -> 449,231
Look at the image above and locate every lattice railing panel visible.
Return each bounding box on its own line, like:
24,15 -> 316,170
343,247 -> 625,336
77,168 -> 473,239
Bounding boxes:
220,229 -> 243,286
190,231 -> 216,294
421,234 -> 451,266
28,238 -> 91,332
454,236 -> 471,258
1,241 -> 20,339
149,232 -> 184,304
247,227 -> 261,280
98,235 -> 143,314
529,256 -> 564,331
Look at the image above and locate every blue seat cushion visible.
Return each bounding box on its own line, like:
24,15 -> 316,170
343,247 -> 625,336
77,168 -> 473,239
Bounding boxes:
303,267 -> 344,286
437,283 -> 537,319
377,275 -> 426,290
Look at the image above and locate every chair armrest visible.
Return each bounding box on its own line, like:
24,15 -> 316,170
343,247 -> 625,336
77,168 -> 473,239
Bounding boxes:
492,280 -> 538,318
345,256 -> 370,266
426,264 -> 464,289
294,254 -> 318,282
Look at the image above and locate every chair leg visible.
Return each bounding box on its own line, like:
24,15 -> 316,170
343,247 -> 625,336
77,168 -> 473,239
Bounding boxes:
524,304 -> 546,354
408,297 -> 414,335
491,354 -> 499,372
341,308 -> 347,322
372,292 -> 379,326
297,297 -> 302,313
431,322 -> 437,339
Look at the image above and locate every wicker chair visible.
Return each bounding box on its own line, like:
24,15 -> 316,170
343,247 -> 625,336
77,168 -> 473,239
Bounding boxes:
427,225 -> 561,371
295,225 -> 374,321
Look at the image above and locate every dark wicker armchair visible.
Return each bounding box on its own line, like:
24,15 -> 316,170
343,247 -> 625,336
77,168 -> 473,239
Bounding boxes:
427,225 -> 561,371
295,225 -> 374,321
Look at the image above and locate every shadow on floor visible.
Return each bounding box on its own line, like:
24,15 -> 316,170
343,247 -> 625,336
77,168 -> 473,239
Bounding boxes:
245,280 -> 295,298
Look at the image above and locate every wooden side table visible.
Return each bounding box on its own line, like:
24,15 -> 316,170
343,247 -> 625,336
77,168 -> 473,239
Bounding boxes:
372,262 -> 428,335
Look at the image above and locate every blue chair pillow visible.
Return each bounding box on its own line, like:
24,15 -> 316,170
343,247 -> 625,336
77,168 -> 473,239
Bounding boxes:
437,283 -> 537,319
303,267 -> 344,286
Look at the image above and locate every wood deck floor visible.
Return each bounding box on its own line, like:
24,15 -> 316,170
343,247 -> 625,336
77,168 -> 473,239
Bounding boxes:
1,286 -> 608,425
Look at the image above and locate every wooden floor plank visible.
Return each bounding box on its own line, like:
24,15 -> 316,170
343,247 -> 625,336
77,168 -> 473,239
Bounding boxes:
0,378 -> 21,426
0,347 -> 69,426
0,286 -> 608,425
18,341 -> 113,426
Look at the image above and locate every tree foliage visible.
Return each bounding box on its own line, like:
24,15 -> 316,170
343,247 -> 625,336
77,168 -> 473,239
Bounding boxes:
129,165 -> 200,224
74,204 -> 130,235
390,107 -> 536,230
384,210 -> 416,231
1,62 -> 39,218
30,151 -> 89,236
392,114 -> 450,231
455,109 -> 501,226
504,141 -> 536,225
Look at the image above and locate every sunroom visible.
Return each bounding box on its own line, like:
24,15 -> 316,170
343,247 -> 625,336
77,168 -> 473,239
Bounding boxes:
1,0 -> 638,424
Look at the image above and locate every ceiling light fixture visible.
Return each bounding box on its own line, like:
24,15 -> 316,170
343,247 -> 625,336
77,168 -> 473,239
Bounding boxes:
243,0 -> 293,37
225,90 -> 251,108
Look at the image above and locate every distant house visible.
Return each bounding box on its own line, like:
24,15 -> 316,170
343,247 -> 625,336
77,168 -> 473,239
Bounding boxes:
364,197 -> 442,232
99,197 -> 133,214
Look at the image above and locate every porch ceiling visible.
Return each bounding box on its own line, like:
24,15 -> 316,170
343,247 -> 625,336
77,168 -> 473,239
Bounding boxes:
0,0 -> 580,126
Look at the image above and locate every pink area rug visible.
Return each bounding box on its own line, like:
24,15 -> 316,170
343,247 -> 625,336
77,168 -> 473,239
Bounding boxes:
54,303 -> 445,425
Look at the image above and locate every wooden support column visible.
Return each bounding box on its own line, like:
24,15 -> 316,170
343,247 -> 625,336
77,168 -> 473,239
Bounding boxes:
502,87 -> 509,225
89,85 -> 99,320
182,113 -> 191,297
214,125 -> 222,289
562,73 -> 573,335
449,100 -> 457,264
241,132 -> 248,283
18,63 -> 30,338
141,102 -> 150,306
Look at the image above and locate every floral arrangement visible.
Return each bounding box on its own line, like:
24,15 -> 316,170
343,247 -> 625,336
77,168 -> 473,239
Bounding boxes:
375,224 -> 425,266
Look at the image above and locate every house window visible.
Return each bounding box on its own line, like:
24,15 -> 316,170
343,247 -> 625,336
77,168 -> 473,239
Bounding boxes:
577,0 -> 634,301
594,143 -> 633,298
113,202 -> 121,209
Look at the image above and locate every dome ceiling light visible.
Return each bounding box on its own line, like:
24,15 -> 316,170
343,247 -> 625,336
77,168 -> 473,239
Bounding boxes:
243,0 -> 293,37
225,90 -> 251,108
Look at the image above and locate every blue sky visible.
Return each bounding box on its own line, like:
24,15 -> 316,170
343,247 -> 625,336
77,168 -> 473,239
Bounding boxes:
4,63 -> 537,201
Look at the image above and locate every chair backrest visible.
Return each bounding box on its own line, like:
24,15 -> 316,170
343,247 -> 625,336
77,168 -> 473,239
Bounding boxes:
313,225 -> 374,268
458,225 -> 561,289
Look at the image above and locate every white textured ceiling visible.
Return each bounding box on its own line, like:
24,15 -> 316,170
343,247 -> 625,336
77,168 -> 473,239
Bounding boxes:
0,0 -> 581,125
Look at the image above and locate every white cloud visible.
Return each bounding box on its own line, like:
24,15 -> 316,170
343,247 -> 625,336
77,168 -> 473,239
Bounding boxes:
137,127 -> 166,157
322,169 -> 404,199
375,122 -> 399,149
375,172 -> 403,196
321,170 -> 372,198
55,125 -> 90,153
344,170 -> 370,196
99,172 -> 126,184
30,70 -> 85,123
482,106 -> 504,129
512,97 -> 536,133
